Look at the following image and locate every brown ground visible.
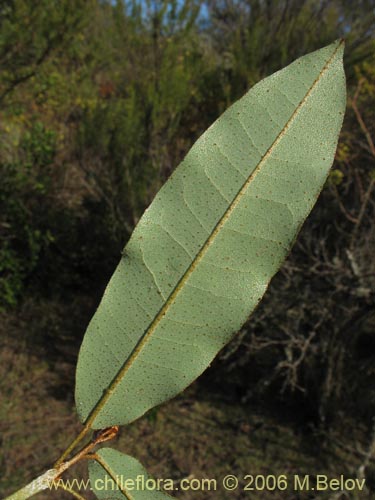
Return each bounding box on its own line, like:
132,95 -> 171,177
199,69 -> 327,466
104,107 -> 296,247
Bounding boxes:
0,311 -> 374,500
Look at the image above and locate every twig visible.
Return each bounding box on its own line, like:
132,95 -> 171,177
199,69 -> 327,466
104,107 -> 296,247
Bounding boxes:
55,483 -> 89,500
349,80 -> 375,249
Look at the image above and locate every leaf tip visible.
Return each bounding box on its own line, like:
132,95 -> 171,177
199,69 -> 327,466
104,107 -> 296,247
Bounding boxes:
336,37 -> 345,48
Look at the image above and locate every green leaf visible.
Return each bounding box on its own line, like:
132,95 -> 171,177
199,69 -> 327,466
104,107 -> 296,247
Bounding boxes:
75,40 -> 346,429
89,448 -> 174,499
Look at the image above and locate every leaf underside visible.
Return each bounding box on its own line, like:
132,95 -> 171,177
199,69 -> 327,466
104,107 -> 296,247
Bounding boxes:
75,40 -> 346,429
89,448 -> 173,500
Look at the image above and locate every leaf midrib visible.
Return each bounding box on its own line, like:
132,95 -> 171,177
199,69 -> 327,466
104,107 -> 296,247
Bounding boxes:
85,40 -> 344,428
93,453 -> 176,500
94,455 -> 134,500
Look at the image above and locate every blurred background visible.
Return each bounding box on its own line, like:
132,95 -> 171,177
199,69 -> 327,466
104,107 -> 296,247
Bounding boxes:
0,1 -> 375,498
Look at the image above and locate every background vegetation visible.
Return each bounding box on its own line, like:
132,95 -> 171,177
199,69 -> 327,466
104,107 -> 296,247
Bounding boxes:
1,1 -> 375,498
